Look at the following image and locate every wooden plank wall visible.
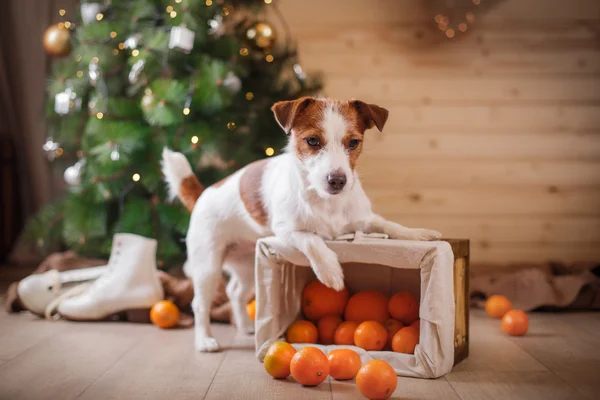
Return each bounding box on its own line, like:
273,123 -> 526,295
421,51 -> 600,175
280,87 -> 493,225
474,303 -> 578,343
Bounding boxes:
275,0 -> 600,265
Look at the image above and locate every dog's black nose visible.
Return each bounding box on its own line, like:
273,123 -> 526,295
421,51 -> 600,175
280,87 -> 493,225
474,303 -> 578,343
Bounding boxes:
327,172 -> 347,193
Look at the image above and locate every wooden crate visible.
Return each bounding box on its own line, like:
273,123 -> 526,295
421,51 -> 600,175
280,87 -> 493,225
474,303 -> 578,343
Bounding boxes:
255,236 -> 470,378
445,239 -> 470,365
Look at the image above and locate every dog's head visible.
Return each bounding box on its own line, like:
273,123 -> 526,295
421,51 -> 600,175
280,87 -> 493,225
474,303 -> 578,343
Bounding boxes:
271,97 -> 388,198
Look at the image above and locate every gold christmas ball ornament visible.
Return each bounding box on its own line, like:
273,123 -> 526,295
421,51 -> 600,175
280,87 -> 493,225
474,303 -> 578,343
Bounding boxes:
43,23 -> 72,57
245,21 -> 276,50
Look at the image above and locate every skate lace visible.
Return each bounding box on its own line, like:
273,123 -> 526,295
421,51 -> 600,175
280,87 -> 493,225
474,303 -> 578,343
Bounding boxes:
43,268 -> 114,320
44,282 -> 93,320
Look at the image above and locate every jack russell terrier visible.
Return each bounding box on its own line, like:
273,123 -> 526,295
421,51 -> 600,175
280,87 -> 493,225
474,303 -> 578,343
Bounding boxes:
161,97 -> 441,352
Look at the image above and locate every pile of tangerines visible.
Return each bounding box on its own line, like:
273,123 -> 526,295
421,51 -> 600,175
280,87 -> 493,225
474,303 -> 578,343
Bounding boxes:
264,343 -> 397,400
260,279 -> 424,399
287,279 -> 421,353
485,294 -> 529,336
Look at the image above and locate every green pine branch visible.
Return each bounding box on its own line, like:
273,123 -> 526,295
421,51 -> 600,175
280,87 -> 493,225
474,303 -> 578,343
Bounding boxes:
29,0 -> 323,264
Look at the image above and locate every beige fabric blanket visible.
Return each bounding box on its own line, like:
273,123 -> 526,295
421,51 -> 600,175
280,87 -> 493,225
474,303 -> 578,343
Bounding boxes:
471,263 -> 600,311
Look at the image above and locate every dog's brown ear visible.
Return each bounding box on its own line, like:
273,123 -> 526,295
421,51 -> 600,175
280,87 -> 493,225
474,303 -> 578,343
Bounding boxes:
351,101 -> 389,132
271,97 -> 314,134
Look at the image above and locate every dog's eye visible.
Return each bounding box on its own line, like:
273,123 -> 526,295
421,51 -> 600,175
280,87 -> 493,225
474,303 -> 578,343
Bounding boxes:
348,139 -> 361,149
306,137 -> 320,147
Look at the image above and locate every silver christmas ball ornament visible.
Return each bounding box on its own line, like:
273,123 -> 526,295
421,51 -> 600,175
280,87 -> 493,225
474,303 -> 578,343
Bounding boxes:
64,159 -> 85,186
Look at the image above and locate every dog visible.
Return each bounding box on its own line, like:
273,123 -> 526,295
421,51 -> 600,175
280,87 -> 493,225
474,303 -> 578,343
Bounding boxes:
161,97 -> 441,352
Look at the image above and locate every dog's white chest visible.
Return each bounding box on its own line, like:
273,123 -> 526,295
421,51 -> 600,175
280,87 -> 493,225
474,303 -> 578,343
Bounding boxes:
299,199 -> 352,240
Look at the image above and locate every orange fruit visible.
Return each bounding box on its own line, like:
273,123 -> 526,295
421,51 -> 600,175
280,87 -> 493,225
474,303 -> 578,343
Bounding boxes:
501,309 -> 529,336
388,291 -> 419,325
286,320 -> 318,344
410,319 -> 420,331
246,299 -> 256,321
264,341 -> 297,379
290,347 -> 330,386
327,349 -> 362,380
334,321 -> 359,345
391,326 -> 419,354
318,315 -> 343,345
356,360 -> 397,400
485,295 -> 512,319
344,291 -> 389,324
383,319 -> 403,349
302,279 -> 349,322
354,321 -> 388,351
150,300 -> 180,329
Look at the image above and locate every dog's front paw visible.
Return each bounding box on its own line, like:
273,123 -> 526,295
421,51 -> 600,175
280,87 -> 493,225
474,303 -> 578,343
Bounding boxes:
314,249 -> 345,292
414,228 -> 442,241
195,336 -> 221,352
319,268 -> 345,292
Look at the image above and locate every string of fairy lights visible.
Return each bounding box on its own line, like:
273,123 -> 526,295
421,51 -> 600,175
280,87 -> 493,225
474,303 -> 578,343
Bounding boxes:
44,0 -> 304,187
434,0 -> 481,39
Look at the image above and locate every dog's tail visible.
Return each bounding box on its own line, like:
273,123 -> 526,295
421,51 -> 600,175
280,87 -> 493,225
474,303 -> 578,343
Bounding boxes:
161,147 -> 204,212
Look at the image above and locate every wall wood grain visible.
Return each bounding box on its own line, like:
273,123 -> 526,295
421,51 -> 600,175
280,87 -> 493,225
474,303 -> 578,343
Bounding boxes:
276,0 -> 600,264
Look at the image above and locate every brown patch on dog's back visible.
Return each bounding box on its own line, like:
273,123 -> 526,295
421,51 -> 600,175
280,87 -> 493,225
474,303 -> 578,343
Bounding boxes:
239,159 -> 269,226
180,175 -> 205,212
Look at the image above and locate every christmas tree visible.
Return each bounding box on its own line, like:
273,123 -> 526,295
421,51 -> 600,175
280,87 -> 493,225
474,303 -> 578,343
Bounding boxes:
26,0 -> 321,266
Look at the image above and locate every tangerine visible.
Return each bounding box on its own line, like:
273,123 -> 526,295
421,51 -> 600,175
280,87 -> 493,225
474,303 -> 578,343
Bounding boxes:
334,321 -> 359,345
264,341 -> 297,379
391,326 -> 419,354
286,320 -> 318,344
388,291 -> 419,325
327,349 -> 362,380
302,279 -> 349,322
485,295 -> 512,319
344,291 -> 389,324
410,319 -> 420,331
354,321 -> 388,351
318,315 -> 343,345
150,300 -> 180,329
383,319 -> 403,349
246,299 -> 256,321
356,360 -> 397,400
501,309 -> 528,336
290,347 -> 330,386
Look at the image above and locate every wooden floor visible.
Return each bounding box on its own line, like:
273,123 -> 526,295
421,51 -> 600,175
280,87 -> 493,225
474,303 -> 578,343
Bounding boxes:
1,299 -> 599,399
